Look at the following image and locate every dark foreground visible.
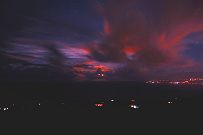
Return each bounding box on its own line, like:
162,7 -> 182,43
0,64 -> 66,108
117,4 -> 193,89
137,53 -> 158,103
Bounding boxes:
1,81 -> 203,113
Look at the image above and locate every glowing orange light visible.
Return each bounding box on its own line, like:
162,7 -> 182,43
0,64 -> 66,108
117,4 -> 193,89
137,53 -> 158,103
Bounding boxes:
94,65 -> 111,72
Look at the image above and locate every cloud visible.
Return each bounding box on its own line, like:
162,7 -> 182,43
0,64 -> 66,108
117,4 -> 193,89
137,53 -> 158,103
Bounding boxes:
86,0 -> 203,79
2,0 -> 203,80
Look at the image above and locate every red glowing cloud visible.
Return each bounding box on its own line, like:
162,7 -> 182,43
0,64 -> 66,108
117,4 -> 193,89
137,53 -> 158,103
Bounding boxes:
86,0 -> 203,80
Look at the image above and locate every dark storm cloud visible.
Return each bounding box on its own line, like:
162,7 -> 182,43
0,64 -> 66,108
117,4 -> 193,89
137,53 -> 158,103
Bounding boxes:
0,0 -> 99,43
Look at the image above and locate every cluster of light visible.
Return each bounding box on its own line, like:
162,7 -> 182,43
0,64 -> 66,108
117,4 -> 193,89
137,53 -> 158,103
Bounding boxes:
168,101 -> 173,104
170,82 -> 180,85
95,104 -> 104,107
146,81 -> 156,84
130,105 -> 139,109
146,78 -> 203,85
97,73 -> 104,77
190,78 -> 203,81
0,108 -> 9,111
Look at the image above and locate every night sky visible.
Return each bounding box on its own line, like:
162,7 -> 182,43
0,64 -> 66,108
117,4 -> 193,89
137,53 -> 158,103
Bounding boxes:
1,0 -> 203,81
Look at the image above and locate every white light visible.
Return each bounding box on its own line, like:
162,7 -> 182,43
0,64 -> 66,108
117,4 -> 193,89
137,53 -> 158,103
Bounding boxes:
3,108 -> 6,111
168,102 -> 173,104
130,105 -> 139,109
110,99 -> 114,102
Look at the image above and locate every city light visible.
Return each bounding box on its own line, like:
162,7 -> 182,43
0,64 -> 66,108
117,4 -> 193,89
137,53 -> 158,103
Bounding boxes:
129,105 -> 139,109
97,73 -> 105,77
95,104 -> 104,107
146,78 -> 203,85
131,99 -> 135,102
168,102 -> 173,104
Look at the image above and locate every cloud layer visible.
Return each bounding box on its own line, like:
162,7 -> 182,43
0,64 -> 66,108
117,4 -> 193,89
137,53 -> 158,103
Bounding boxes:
1,0 -> 203,81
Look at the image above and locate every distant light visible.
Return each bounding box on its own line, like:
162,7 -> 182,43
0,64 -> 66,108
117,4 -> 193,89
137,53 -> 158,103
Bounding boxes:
95,104 -> 104,107
3,108 -> 6,111
97,73 -> 105,77
131,100 -> 135,102
168,102 -> 173,104
172,82 -> 180,85
38,103 -> 41,106
110,99 -> 114,102
130,105 -> 139,109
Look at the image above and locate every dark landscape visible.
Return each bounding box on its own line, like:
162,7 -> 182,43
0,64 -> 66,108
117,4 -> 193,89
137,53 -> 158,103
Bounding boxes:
1,82 -> 203,113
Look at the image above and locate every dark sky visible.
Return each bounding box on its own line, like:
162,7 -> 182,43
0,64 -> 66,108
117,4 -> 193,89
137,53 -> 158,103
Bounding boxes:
1,0 -> 203,81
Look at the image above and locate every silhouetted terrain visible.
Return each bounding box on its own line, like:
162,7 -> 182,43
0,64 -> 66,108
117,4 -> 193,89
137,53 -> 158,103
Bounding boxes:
0,81 -> 203,112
